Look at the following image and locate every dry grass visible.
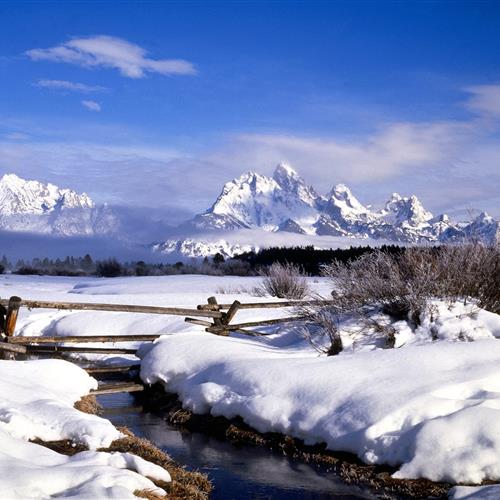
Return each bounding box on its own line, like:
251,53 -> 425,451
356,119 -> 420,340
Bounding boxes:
32,428 -> 211,500
30,396 -> 211,499
324,244 -> 500,321
108,427 -> 211,500
134,489 -> 166,500
74,394 -> 102,415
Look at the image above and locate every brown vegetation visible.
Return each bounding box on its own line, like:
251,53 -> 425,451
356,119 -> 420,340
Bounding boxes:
32,395 -> 211,499
74,394 -> 102,415
302,244 -> 500,355
259,262 -> 310,299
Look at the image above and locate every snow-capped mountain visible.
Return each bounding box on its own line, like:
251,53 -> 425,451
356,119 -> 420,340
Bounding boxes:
184,163 -> 465,242
155,163 -> 499,258
152,238 -> 253,260
0,173 -> 119,237
440,212 -> 500,246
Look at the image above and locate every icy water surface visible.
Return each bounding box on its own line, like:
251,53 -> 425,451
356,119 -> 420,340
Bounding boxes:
98,393 -> 376,499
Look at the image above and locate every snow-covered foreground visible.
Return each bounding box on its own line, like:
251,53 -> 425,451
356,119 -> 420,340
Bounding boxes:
3,273 -> 500,494
141,336 -> 500,484
0,358 -> 170,498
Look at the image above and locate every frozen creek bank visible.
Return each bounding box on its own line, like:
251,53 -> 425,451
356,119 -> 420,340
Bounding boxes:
137,297 -> 500,499
0,358 -> 208,498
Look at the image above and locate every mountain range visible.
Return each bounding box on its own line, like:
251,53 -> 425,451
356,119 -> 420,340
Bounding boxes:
0,173 -> 119,237
0,168 -> 497,259
154,163 -> 499,257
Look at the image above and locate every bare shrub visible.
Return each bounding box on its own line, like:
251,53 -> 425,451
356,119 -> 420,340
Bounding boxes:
432,244 -> 500,314
304,243 -> 499,354
299,303 -> 343,355
324,243 -> 500,323
259,262 -> 309,299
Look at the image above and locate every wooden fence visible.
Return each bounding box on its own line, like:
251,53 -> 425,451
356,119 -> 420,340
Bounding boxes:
0,294 -> 332,393
0,294 -> 331,355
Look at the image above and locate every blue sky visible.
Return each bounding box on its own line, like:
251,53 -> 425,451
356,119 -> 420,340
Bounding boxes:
1,0 -> 500,220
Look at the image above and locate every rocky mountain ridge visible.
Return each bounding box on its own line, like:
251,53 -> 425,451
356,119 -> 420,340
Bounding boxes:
182,163 -> 499,245
0,173 -> 119,237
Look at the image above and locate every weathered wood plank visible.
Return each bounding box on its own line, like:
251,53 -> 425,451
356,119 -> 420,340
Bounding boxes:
90,382 -> 144,395
213,300 -> 334,310
225,316 -> 305,330
26,346 -> 138,354
205,326 -> 269,337
85,365 -> 138,374
207,296 -> 225,335
184,317 -> 213,327
222,300 -> 241,325
0,342 -> 27,354
0,299 -> 223,318
9,334 -> 161,344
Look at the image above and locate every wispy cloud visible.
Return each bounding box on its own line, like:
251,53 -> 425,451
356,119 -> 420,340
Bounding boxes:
36,79 -> 107,93
26,35 -> 197,78
1,84 -> 500,219
464,84 -> 500,118
208,121 -> 472,183
81,100 -> 101,112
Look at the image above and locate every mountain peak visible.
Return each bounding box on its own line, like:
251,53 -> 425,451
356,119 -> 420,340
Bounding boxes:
179,165 -> 497,247
475,211 -> 493,223
382,192 -> 433,228
273,162 -> 298,179
272,162 -> 303,190
325,183 -> 368,222
0,172 -> 94,216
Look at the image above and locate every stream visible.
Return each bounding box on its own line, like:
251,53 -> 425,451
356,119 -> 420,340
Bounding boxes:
97,392 -> 377,499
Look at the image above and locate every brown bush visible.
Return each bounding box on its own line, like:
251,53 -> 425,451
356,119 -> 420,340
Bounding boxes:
304,244 -> 499,354
259,262 -> 309,299
323,243 -> 500,322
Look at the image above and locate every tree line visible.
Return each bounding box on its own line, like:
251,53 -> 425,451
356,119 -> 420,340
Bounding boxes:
0,244 -> 407,277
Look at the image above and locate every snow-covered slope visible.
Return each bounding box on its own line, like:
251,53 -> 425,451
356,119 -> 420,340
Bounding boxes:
0,173 -> 120,237
154,163 -> 499,258
193,164 -> 319,233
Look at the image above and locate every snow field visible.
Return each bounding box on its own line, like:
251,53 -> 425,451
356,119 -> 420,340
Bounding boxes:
2,273 -> 500,493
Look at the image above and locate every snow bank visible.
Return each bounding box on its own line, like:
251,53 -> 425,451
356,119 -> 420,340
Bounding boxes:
141,334 -> 500,484
0,359 -> 120,448
0,358 -> 170,498
0,428 -> 169,498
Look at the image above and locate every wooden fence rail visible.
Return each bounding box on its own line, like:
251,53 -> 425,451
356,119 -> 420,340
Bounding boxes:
0,299 -> 223,318
198,299 -> 333,311
0,294 -> 335,360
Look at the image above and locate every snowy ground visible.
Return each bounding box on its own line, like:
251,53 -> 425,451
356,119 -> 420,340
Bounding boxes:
2,273 -> 500,496
0,358 -> 170,498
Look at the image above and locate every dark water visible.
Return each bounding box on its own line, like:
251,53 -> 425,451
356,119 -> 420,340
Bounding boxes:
98,393 -> 376,499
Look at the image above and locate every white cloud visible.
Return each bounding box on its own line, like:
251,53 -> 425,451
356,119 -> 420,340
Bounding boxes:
36,79 -> 107,93
1,86 -> 500,218
81,100 -> 101,112
464,84 -> 500,117
26,35 -> 197,78
208,121 -> 472,184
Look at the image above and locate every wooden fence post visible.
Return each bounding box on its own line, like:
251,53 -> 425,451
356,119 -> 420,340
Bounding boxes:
0,296 -> 21,360
222,300 -> 240,326
5,296 -> 22,338
206,296 -> 228,336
